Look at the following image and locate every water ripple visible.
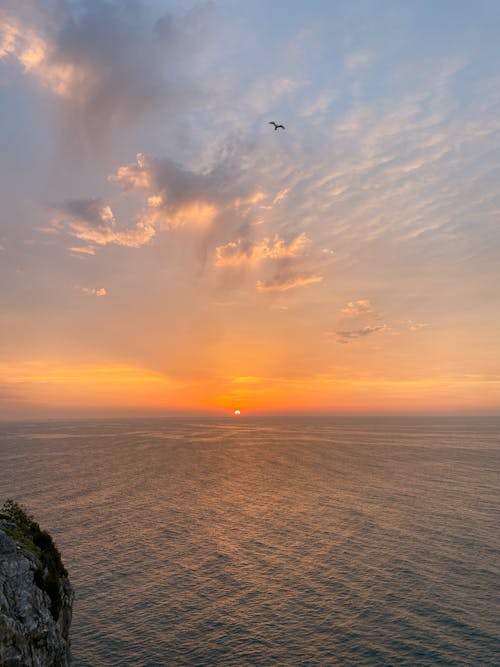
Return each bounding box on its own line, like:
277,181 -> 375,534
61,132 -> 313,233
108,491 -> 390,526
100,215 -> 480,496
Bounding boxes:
0,417 -> 499,666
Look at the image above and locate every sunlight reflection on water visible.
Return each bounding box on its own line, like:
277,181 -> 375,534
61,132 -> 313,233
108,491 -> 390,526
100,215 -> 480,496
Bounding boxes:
0,417 -> 499,666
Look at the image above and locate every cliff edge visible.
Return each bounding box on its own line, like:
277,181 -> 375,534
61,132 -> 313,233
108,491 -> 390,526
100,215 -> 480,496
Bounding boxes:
0,501 -> 73,667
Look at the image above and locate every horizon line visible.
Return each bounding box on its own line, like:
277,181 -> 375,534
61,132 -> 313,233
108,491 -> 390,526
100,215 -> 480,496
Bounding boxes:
1,412 -> 499,424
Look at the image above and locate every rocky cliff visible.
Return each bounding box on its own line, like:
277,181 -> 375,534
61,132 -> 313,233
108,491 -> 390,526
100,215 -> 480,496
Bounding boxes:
0,501 -> 73,667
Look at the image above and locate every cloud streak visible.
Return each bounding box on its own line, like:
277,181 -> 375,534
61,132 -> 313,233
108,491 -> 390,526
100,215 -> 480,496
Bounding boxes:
257,273 -> 323,293
335,324 -> 389,344
404,320 -> 430,331
80,287 -> 106,297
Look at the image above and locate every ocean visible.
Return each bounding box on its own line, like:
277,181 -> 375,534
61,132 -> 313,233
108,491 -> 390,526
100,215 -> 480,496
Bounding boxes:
0,417 -> 499,666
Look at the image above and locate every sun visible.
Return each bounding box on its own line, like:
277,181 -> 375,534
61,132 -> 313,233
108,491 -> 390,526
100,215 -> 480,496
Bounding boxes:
234,409 -> 241,415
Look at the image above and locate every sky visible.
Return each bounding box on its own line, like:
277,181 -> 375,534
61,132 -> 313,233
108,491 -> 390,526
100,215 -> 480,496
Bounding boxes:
1,0 -> 499,418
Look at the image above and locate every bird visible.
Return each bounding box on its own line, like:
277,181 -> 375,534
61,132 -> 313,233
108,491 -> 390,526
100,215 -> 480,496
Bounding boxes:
269,121 -> 285,131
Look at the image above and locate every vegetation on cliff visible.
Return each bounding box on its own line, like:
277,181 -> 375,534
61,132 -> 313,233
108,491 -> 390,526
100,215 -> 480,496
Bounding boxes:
0,500 -> 67,620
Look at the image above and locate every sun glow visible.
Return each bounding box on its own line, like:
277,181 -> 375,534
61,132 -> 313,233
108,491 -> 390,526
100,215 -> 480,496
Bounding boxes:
234,409 -> 241,415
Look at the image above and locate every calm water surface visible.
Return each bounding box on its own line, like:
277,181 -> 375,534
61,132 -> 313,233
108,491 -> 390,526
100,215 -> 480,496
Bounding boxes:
0,417 -> 499,666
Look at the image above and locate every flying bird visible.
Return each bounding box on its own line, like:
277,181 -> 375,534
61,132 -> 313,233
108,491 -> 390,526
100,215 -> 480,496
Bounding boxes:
269,121 -> 285,131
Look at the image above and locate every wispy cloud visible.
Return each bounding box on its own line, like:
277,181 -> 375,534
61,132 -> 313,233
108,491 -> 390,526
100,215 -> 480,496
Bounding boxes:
68,245 -> 96,256
340,299 -> 376,317
272,188 -> 290,205
404,320 -> 430,331
257,273 -> 323,293
334,324 -> 390,344
80,287 -> 106,297
51,198 -> 155,249
215,233 -> 310,267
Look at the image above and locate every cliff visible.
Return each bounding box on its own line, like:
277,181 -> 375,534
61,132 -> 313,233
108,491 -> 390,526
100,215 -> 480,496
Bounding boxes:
0,501 -> 73,667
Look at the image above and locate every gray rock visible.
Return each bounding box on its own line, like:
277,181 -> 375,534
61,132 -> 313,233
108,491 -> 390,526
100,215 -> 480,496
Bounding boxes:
0,531 -> 16,555
0,527 -> 73,666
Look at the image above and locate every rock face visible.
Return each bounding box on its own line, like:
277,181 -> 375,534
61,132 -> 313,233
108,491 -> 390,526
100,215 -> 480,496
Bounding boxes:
0,505 -> 73,667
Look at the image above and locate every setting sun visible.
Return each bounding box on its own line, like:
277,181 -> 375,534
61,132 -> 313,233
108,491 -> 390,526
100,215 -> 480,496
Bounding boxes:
234,409 -> 241,415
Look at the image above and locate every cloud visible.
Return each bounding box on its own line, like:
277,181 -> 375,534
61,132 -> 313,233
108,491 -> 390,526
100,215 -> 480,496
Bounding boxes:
110,151 -> 249,208
335,324 -> 389,344
80,287 -> 106,297
340,299 -> 376,317
68,245 -> 96,256
52,198 -> 117,243
404,320 -> 430,331
256,273 -> 323,293
56,198 -> 114,228
0,8 -> 47,71
215,233 -> 310,267
50,147 -> 274,254
273,188 -> 290,205
51,197 -> 155,250
110,154 -> 155,192
105,150 -> 270,256
139,200 -> 217,232
50,147 -> 327,294
0,1 -> 215,138
109,153 -> 226,231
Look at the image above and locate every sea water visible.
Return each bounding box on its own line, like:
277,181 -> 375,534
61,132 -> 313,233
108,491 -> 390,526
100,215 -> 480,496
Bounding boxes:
0,417 -> 499,666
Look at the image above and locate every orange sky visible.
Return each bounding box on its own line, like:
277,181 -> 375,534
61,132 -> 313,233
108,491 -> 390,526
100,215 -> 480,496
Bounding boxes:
1,1 -> 499,418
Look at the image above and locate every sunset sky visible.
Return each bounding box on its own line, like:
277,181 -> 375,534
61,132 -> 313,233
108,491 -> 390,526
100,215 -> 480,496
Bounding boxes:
1,0 -> 499,418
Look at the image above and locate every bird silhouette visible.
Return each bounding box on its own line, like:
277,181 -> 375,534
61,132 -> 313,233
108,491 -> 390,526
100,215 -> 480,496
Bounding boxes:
269,121 -> 285,131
